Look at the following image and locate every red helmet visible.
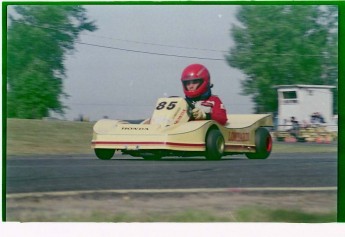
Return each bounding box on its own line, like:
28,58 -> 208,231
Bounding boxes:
181,64 -> 211,98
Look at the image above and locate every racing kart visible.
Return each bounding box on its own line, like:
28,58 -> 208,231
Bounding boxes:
91,97 -> 273,160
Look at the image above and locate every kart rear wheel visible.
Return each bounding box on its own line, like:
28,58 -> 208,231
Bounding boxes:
205,129 -> 224,160
95,148 -> 115,160
246,127 -> 272,159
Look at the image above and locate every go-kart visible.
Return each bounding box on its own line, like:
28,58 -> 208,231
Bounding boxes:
91,97 -> 273,160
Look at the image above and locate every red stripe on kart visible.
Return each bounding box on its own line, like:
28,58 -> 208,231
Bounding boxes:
92,141 -> 204,147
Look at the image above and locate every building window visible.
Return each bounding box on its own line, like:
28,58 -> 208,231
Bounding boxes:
282,91 -> 298,104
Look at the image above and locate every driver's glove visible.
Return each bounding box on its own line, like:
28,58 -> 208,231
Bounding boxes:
192,108 -> 206,120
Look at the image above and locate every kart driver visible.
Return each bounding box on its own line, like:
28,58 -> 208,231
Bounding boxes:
181,64 -> 228,125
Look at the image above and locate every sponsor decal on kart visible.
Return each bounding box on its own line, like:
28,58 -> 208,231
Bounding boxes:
174,109 -> 187,124
122,127 -> 149,131
228,132 -> 250,141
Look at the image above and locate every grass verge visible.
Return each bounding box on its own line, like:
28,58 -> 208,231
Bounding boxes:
6,208 -> 336,223
6,118 -> 94,155
234,207 -> 336,223
75,209 -> 336,222
6,191 -> 337,222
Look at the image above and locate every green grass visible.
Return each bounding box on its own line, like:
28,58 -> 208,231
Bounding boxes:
110,208 -> 336,222
89,210 -> 231,222
235,207 -> 336,223
272,142 -> 337,153
6,118 -> 94,155
10,208 -> 335,222
5,119 -> 337,156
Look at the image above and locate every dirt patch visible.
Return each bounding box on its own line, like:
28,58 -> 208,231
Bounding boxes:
6,190 -> 337,222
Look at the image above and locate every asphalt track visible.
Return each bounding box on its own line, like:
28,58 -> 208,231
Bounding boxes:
6,152 -> 337,194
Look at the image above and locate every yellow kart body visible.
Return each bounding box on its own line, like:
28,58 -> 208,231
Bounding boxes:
91,97 -> 273,160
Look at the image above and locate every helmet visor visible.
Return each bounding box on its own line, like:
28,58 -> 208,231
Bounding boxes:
183,78 -> 203,87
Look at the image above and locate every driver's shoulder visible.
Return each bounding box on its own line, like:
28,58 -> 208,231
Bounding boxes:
207,95 -> 222,102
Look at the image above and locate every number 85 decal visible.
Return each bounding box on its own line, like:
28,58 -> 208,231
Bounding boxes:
156,101 -> 178,110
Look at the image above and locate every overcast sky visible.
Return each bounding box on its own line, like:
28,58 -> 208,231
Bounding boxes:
11,5 -> 255,121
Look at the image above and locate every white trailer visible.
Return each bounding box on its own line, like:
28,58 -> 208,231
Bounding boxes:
274,85 -> 335,130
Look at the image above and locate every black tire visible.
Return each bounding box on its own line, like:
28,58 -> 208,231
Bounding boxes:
205,129 -> 225,160
246,127 -> 272,159
95,149 -> 115,160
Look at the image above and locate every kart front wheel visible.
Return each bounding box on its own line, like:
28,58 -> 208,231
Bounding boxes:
245,128 -> 272,159
205,129 -> 224,160
95,148 -> 115,160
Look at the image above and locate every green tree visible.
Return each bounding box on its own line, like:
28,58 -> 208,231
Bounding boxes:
226,5 -> 338,113
318,6 -> 338,114
7,5 -> 97,118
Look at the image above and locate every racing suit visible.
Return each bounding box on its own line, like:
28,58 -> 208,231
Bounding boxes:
188,95 -> 228,125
